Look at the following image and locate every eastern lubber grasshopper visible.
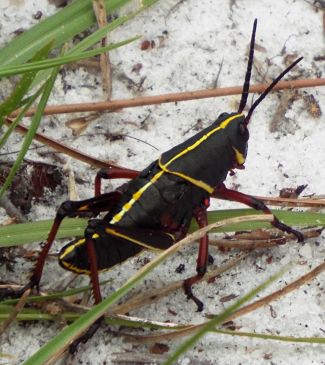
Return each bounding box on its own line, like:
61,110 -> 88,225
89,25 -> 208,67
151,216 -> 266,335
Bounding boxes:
2,19 -> 304,349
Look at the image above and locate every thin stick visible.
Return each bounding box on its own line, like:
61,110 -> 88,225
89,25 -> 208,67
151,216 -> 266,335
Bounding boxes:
4,118 -> 118,169
9,78 -> 325,118
0,192 -> 26,223
209,228 -> 321,250
255,195 -> 325,208
0,288 -> 31,335
92,0 -> 112,98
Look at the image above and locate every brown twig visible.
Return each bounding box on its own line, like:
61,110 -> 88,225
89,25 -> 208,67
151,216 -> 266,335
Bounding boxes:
4,118 -> 123,169
9,78 -> 325,118
0,192 -> 26,223
209,228 -> 321,250
92,0 -> 112,98
0,288 -> 31,336
255,195 -> 325,208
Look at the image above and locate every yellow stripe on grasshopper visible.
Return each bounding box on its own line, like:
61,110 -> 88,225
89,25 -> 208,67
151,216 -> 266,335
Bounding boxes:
232,147 -> 245,165
105,227 -> 164,252
162,113 -> 243,168
158,114 -> 244,193
109,170 -> 164,224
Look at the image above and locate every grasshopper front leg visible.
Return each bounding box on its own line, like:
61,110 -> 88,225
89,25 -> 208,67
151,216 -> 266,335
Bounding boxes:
212,183 -> 304,242
184,205 -> 210,311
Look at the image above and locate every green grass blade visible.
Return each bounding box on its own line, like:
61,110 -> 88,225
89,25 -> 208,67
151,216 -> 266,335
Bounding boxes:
0,60 -> 60,198
13,1 -> 158,87
0,304 -> 78,322
67,6 -> 152,55
31,10 -> 147,87
213,328 -> 325,344
0,42 -> 53,126
0,209 -> 324,248
0,218 -> 87,247
68,16 -> 131,54
163,266 -> 289,365
0,303 -> 180,330
0,0 -> 134,67
202,208 -> 325,231
1,279 -> 112,306
0,36 -> 140,78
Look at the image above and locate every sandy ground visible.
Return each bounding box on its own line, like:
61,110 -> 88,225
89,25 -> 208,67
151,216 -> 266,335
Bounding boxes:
0,0 -> 325,364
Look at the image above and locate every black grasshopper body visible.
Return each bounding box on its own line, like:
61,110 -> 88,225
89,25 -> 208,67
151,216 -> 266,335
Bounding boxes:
59,112 -> 247,274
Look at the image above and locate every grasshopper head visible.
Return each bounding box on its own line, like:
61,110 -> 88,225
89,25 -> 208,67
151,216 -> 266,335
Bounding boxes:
224,113 -> 249,168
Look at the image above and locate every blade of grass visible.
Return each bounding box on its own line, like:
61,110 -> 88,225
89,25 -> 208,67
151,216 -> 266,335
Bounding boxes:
1,279 -> 112,306
0,0 -> 135,67
69,2 -> 157,55
0,41 -> 53,127
213,328 -> 325,344
0,36 -> 140,78
0,58 -> 61,198
0,304 -> 79,322
0,218 -> 87,247
0,303 -> 183,331
30,4 -> 157,88
21,215 -> 272,365
1,209 -> 325,248
204,208 -> 325,231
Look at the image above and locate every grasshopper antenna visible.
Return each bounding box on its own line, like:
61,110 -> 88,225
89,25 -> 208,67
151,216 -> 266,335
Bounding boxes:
238,18 -> 257,114
244,56 -> 303,124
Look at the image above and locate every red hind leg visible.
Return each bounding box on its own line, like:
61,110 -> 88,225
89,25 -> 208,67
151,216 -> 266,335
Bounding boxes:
69,222 -> 103,353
